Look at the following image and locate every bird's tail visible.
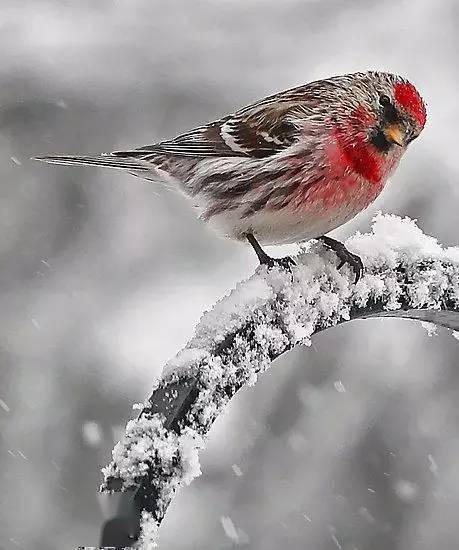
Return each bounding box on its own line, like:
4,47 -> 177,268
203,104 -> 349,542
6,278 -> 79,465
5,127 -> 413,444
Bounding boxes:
34,153 -> 149,172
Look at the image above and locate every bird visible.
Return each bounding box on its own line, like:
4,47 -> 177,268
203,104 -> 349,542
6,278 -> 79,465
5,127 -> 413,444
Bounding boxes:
35,71 -> 426,283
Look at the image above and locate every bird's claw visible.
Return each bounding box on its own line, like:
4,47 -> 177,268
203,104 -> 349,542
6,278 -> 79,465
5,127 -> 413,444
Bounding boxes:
319,236 -> 364,284
260,255 -> 296,272
336,250 -> 364,284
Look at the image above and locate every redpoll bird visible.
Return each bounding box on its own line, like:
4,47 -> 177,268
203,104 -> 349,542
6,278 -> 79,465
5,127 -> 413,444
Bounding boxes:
36,71 -> 426,282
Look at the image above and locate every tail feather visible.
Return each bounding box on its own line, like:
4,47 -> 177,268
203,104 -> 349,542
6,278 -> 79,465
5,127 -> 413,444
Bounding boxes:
34,154 -> 149,171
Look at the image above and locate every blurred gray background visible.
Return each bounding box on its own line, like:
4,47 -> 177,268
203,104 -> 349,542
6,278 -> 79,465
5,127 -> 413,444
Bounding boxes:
0,1 -> 458,548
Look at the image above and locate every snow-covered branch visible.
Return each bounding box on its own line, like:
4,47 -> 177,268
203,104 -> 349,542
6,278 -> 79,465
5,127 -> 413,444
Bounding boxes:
92,214 -> 459,549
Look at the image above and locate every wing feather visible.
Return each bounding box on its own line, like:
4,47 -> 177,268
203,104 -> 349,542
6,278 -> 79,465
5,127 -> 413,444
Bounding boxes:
112,85 -> 314,160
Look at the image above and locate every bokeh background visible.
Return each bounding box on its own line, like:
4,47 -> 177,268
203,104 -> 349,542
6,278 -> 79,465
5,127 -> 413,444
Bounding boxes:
0,1 -> 458,548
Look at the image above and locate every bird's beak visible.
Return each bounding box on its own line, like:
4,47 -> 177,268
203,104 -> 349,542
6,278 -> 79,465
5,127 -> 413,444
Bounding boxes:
383,123 -> 406,147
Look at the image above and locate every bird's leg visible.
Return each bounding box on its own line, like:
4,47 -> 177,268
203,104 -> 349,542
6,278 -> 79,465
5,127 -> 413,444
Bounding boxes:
245,233 -> 296,271
319,236 -> 364,283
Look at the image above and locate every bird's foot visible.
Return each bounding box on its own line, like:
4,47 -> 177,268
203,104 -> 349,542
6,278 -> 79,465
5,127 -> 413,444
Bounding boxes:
259,254 -> 296,272
319,236 -> 363,284
245,233 -> 296,272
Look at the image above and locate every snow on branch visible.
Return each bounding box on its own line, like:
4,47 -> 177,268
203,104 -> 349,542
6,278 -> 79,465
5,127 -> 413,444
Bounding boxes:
89,214 -> 459,549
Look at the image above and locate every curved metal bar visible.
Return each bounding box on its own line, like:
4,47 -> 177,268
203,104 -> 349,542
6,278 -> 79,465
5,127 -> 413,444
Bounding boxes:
93,223 -> 459,549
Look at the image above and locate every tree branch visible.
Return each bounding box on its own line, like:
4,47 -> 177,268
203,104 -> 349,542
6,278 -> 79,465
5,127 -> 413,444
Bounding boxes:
78,214 -> 459,549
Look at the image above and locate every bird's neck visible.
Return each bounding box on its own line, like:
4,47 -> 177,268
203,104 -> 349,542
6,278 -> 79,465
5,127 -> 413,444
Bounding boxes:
331,125 -> 405,185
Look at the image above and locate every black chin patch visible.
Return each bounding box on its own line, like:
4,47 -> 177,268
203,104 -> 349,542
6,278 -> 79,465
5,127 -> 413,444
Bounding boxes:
371,128 -> 392,153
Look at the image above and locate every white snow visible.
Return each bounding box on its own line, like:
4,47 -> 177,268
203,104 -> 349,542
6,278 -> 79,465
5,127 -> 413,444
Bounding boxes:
102,415 -> 204,514
394,479 -> 419,502
331,533 -> 342,549
101,213 -> 459,548
428,453 -> 438,475
232,463 -> 243,476
421,321 -> 438,337
0,397 -> 10,412
219,516 -> 249,545
220,515 -> 239,543
16,450 -> 28,460
82,421 -> 103,447
358,507 -> 375,524
138,511 -> 159,550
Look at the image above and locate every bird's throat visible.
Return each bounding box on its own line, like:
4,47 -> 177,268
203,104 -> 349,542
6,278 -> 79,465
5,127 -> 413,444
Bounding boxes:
332,127 -> 385,184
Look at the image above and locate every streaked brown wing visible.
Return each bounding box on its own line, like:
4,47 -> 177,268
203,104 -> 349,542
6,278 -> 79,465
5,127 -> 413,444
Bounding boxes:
112,86 -> 312,160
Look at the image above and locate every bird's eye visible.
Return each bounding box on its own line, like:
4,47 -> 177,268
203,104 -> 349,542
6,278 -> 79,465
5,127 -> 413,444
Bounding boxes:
379,94 -> 391,107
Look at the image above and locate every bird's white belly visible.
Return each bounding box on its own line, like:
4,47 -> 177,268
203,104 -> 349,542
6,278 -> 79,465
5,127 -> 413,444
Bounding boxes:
207,200 -> 365,245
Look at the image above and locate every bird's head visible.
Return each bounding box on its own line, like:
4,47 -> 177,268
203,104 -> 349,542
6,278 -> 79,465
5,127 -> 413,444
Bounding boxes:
359,72 -> 426,151
322,72 -> 426,183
